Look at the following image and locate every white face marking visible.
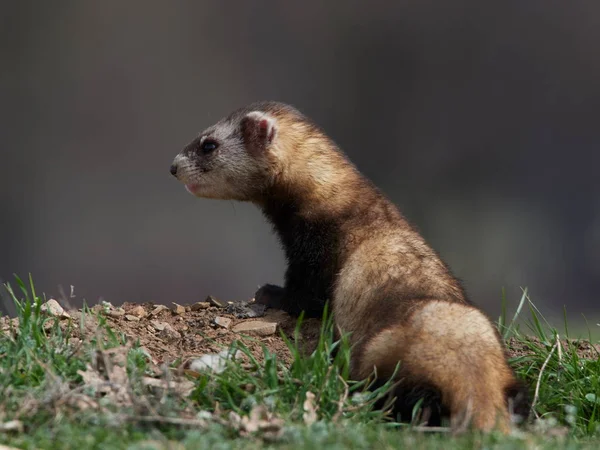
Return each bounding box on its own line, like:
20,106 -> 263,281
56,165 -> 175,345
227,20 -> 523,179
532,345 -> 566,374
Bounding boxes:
245,111 -> 274,124
205,120 -> 236,143
171,114 -> 276,202
173,153 -> 190,168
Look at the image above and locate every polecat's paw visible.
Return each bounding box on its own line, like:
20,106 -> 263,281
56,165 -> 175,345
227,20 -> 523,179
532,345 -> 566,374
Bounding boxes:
253,284 -> 286,309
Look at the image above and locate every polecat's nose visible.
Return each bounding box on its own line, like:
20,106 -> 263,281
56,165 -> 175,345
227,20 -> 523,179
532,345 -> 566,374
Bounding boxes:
170,164 -> 178,177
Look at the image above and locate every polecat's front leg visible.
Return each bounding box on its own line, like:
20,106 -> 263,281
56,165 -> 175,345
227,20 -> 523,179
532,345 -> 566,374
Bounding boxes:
254,284 -> 286,309
254,283 -> 325,318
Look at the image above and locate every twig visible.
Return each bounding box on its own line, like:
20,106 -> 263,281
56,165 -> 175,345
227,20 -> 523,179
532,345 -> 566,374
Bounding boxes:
332,374 -> 349,422
315,365 -> 335,405
57,284 -> 75,312
120,414 -> 211,427
530,334 -> 559,419
411,425 -> 452,433
64,339 -> 84,363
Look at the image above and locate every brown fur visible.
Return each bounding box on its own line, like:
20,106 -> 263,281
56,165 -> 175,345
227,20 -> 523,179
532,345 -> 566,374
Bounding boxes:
170,101 -> 529,433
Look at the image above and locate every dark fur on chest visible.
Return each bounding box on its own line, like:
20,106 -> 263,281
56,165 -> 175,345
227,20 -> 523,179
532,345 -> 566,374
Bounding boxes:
261,199 -> 345,317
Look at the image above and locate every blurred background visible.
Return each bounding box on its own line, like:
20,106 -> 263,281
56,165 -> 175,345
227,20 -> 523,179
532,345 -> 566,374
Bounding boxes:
1,1 -> 599,328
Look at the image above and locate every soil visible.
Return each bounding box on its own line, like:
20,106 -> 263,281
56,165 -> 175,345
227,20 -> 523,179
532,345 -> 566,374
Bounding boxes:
3,295 -> 598,370
507,335 -> 600,360
2,295 -> 599,437
66,297 -> 324,368
69,299 -> 599,368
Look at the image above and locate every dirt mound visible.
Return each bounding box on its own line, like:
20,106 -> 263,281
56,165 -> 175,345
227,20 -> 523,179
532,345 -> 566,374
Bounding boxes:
507,335 -> 600,360
0,295 -> 329,437
65,297 -> 323,367
4,295 -> 598,372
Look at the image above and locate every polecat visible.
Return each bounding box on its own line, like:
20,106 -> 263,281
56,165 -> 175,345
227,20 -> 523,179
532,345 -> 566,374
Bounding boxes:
170,101 -> 529,432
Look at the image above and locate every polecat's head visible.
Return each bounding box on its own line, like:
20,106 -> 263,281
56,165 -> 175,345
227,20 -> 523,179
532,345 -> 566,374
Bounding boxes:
170,102 -> 303,201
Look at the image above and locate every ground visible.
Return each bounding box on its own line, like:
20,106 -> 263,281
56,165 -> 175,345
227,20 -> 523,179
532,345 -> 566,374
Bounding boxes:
58,298 -> 600,369
1,282 -> 600,449
38,296 -> 600,372
67,297 -> 325,368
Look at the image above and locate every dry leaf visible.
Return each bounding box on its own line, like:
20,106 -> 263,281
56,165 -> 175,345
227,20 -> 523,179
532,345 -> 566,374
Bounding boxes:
303,391 -> 317,425
0,420 -> 23,433
141,377 -> 195,397
239,405 -> 284,440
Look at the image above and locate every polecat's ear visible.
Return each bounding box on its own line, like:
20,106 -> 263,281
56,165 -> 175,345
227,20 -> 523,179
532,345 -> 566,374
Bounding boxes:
241,111 -> 277,155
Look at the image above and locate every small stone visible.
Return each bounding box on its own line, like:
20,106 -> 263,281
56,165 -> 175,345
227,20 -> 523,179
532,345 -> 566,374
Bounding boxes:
214,316 -> 232,329
172,303 -> 186,315
40,299 -> 70,319
232,321 -> 277,336
101,300 -> 115,310
206,295 -> 225,308
107,308 -> 125,318
226,302 -> 267,319
0,419 -> 24,433
150,320 -> 167,331
150,305 -> 169,316
131,305 -> 147,318
189,349 -> 241,374
158,324 -> 181,341
191,302 -> 210,311
125,315 -> 140,322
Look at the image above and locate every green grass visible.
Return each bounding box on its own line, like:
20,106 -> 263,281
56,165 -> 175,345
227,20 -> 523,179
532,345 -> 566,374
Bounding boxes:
1,275 -> 600,449
189,307 -> 394,425
501,289 -> 600,436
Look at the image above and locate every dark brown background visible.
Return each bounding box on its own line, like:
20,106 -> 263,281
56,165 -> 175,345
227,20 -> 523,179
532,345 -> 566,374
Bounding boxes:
1,1 -> 599,325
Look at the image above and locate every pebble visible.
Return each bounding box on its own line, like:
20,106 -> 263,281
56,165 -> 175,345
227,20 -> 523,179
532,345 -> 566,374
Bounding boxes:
40,299 -> 70,319
158,324 -> 181,340
130,305 -> 147,318
214,316 -> 232,329
106,308 -> 125,318
150,320 -> 167,331
206,295 -> 225,308
171,303 -> 186,315
191,302 -> 210,311
150,305 -> 169,316
232,321 -> 277,336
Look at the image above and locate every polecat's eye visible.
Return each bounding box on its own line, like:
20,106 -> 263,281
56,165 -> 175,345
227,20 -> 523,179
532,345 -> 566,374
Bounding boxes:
201,140 -> 219,153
